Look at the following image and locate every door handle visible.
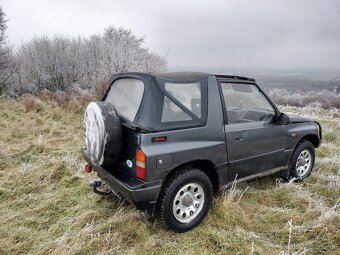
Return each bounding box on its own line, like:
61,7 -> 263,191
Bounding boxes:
234,137 -> 244,142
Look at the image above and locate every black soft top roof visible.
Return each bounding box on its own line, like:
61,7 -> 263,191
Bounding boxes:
110,71 -> 255,84
152,72 -> 211,81
106,71 -> 256,131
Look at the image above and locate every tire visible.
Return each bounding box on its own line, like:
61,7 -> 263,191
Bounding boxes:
289,140 -> 315,180
158,168 -> 213,233
84,101 -> 122,167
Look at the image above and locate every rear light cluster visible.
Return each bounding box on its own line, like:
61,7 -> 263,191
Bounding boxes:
136,149 -> 146,180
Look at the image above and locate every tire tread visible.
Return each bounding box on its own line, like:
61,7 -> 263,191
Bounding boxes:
158,168 -> 213,232
289,139 -> 315,180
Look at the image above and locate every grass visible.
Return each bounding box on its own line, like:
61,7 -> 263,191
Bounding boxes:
0,98 -> 339,255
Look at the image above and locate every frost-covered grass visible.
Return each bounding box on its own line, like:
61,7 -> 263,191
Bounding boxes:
268,89 -> 340,109
0,99 -> 339,254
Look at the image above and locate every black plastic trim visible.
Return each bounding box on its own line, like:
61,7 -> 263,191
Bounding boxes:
81,149 -> 162,213
314,121 -> 322,144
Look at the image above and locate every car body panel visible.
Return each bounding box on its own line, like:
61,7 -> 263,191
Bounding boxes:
224,121 -> 286,180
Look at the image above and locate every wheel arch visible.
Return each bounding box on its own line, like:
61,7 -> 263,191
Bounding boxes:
162,160 -> 220,194
287,136 -> 316,180
299,134 -> 320,148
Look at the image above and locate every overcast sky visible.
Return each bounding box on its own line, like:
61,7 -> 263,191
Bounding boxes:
2,0 -> 340,72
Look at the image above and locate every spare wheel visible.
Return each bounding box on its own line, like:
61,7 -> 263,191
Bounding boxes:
84,101 -> 122,167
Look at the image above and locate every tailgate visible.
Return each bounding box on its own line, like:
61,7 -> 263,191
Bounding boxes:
111,126 -> 140,178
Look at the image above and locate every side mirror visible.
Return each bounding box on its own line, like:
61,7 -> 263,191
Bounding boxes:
279,112 -> 290,125
265,113 -> 275,124
260,113 -> 275,124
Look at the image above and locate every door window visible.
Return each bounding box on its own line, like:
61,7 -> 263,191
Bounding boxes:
220,83 -> 275,124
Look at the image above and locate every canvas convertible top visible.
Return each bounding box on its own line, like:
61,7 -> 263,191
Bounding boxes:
109,71 -> 254,84
103,72 -> 255,132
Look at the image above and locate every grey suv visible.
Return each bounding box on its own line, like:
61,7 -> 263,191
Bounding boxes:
81,72 -> 322,232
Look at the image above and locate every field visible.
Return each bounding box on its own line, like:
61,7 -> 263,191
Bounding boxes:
0,98 -> 339,255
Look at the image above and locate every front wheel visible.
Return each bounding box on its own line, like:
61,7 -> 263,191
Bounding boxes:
158,169 -> 213,232
289,140 -> 315,180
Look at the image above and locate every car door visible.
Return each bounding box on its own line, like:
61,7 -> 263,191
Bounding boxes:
219,81 -> 286,181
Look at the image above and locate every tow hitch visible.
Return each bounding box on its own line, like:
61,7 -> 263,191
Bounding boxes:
91,180 -> 112,196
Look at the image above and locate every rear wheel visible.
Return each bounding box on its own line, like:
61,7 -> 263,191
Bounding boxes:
289,140 -> 315,180
158,169 -> 213,232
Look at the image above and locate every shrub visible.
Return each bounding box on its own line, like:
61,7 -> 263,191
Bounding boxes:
20,94 -> 44,112
94,78 -> 111,100
37,85 -> 94,113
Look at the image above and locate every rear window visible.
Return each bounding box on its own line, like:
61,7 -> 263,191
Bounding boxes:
161,82 -> 202,123
105,79 -> 144,122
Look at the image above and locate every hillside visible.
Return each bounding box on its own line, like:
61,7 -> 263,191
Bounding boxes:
0,98 -> 339,255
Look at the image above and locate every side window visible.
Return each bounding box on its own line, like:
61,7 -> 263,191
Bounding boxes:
221,83 -> 275,124
161,96 -> 192,122
161,82 -> 201,123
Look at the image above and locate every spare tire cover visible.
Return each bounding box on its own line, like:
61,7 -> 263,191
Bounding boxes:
84,101 -> 122,167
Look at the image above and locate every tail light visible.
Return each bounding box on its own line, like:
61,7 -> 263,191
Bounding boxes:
136,149 -> 146,180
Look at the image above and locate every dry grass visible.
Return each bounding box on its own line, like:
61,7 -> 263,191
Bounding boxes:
20,94 -> 44,112
0,99 -> 339,255
35,86 -> 94,114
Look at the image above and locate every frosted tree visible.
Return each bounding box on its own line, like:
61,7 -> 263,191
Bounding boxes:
17,36 -> 85,92
0,6 -> 16,94
80,26 -> 166,88
15,26 -> 167,93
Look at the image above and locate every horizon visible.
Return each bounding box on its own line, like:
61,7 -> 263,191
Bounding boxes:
167,65 -> 340,79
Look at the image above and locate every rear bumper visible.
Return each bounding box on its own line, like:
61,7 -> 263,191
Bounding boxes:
81,149 -> 162,215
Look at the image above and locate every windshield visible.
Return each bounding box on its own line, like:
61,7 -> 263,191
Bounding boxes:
105,78 -> 145,122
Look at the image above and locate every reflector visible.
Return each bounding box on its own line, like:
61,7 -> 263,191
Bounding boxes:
152,136 -> 167,142
85,164 -> 92,173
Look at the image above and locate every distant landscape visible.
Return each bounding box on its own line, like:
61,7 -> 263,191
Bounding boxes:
255,73 -> 340,93
170,66 -> 340,108
256,73 -> 340,109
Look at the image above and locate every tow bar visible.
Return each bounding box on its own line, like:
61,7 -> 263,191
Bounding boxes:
91,180 -> 112,196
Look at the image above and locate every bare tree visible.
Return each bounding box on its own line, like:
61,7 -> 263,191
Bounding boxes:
14,26 -> 167,93
17,36 -> 85,92
0,6 -> 16,94
0,6 -> 6,44
80,26 -> 166,88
